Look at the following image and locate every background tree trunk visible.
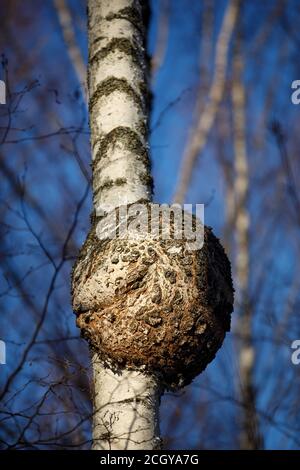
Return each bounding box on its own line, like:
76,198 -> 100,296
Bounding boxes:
232,27 -> 263,449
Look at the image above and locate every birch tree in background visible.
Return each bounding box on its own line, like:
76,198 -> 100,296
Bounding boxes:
232,26 -> 263,449
173,0 -> 239,205
54,0 -> 88,102
2,0 -> 300,451
72,0 -> 233,450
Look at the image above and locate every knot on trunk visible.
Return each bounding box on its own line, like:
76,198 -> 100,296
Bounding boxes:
72,203 -> 234,390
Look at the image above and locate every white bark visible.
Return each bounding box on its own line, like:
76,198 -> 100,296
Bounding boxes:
173,0 -> 239,204
92,356 -> 162,450
88,0 -> 152,213
87,0 -> 159,450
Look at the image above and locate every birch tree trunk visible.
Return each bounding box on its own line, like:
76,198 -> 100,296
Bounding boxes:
92,356 -> 162,450
87,0 -> 159,450
72,0 -> 234,451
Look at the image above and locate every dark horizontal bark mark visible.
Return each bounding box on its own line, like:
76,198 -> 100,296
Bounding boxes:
92,126 -> 153,199
106,6 -> 144,36
95,177 -> 128,195
89,77 -> 144,112
90,37 -> 144,70
114,396 -> 151,406
93,174 -> 153,201
90,36 -> 105,48
93,126 -> 151,169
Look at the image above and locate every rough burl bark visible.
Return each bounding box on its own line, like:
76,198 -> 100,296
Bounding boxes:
73,204 -> 233,390
72,0 -> 234,450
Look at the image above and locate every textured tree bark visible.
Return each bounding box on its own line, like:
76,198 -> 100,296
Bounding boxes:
87,0 -> 157,450
72,0 -> 234,450
92,355 -> 162,450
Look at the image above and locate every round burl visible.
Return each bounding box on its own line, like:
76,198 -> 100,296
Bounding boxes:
72,203 -> 234,389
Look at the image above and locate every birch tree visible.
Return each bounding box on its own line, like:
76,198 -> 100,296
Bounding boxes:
72,0 -> 233,450
231,29 -> 263,450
